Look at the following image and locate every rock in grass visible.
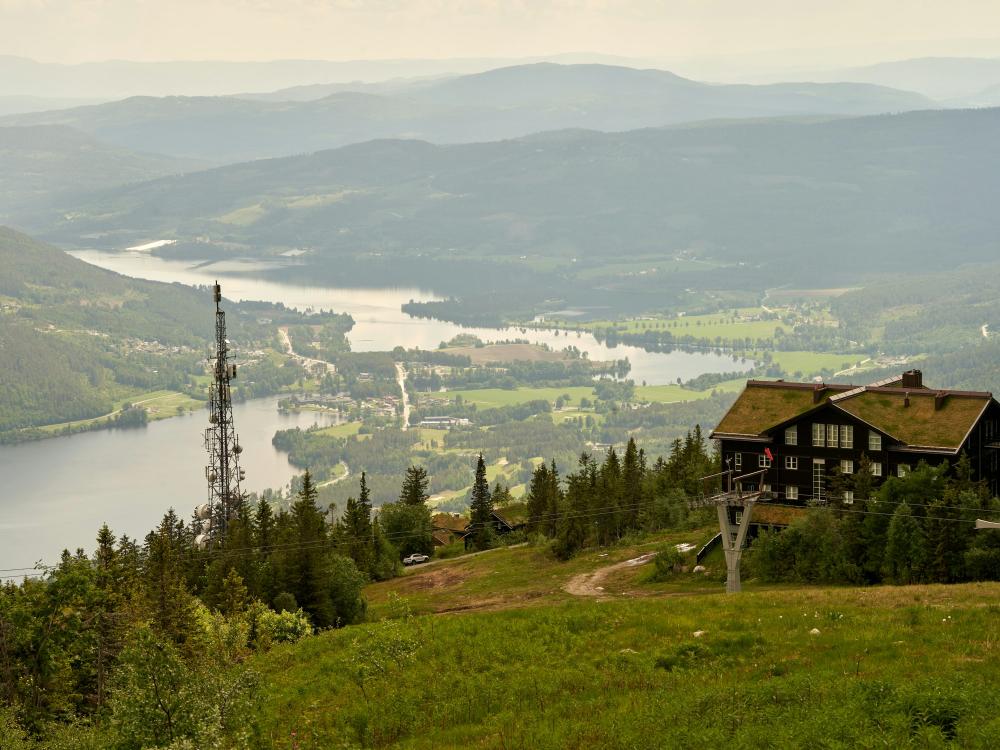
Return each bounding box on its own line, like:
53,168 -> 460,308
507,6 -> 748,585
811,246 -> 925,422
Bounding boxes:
809,628 -> 821,635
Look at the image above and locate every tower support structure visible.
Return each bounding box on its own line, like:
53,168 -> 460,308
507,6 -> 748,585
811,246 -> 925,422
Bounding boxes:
691,468 -> 769,593
198,282 -> 244,546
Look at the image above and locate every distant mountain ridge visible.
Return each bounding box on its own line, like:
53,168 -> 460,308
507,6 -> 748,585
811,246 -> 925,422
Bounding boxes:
0,63 -> 934,163
814,56 -> 1000,102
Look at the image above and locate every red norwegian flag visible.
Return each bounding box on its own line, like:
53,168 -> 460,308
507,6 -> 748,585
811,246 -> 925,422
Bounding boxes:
764,447 -> 774,462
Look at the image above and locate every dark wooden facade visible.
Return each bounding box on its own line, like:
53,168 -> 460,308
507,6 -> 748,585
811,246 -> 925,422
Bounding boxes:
711,371 -> 1000,503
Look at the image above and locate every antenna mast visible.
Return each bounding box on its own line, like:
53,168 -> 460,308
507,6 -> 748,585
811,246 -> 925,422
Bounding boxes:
198,282 -> 244,546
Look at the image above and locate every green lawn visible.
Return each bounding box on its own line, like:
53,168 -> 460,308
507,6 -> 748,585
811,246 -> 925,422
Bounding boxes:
761,350 -> 865,376
314,421 -> 363,438
249,537 -> 1000,748
425,382 -> 730,410
37,389 -> 203,433
428,386 -> 596,409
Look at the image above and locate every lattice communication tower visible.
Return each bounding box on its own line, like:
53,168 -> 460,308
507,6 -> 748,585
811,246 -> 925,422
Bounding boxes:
196,282 -> 245,547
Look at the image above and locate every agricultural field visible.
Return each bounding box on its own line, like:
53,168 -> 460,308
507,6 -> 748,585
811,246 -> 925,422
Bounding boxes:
427,382 -> 729,410
249,537 -> 1000,748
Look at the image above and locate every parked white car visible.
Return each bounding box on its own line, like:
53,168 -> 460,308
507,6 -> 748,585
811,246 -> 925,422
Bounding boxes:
403,553 -> 430,566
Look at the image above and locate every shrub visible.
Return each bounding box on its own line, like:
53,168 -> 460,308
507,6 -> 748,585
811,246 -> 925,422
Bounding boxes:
645,545 -> 684,582
248,601 -> 313,649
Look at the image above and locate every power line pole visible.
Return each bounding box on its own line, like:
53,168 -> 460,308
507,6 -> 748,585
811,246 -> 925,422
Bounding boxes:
196,282 -> 245,548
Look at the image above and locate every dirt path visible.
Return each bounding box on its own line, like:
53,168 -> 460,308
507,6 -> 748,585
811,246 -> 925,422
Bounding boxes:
317,463 -> 350,488
395,362 -> 410,431
563,552 -> 656,597
277,326 -> 335,373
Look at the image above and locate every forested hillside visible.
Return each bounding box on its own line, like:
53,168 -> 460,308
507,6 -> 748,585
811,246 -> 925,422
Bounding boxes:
0,228 -> 333,436
0,125 -> 195,222
40,107 -> 1000,293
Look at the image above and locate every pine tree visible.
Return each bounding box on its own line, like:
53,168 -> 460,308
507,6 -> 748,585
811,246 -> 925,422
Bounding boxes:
341,472 -> 381,577
399,465 -> 430,506
621,437 -> 645,532
883,502 -> 924,584
526,462 -> 552,533
278,469 -> 336,625
468,454 -> 495,551
555,453 -> 594,559
595,447 -> 623,544
219,568 -> 248,615
143,512 -> 197,646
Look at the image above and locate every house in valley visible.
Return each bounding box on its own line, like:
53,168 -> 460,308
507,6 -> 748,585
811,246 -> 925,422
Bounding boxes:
711,370 -> 1000,503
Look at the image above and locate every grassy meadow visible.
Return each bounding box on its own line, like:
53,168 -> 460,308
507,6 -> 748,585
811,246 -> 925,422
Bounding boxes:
248,537 -> 1000,749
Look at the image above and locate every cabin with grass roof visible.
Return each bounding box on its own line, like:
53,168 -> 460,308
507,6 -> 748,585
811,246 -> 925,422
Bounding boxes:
711,370 -> 1000,502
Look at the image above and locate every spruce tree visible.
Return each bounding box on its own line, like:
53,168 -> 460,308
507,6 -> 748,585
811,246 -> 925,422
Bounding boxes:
342,473 -> 375,575
468,454 -> 495,551
399,465 -> 430,506
526,462 -> 551,533
883,502 -> 924,584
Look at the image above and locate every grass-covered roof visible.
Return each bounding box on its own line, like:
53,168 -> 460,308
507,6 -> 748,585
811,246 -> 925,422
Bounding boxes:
714,378 -> 992,451
835,390 -> 989,450
713,382 -> 847,436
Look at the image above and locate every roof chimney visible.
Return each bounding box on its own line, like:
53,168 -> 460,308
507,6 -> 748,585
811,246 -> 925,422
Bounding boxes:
813,384 -> 825,404
904,392 -> 911,408
935,391 -> 947,411
901,369 -> 923,389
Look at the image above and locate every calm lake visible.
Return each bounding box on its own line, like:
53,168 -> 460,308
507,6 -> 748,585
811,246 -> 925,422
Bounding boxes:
0,249 -> 750,571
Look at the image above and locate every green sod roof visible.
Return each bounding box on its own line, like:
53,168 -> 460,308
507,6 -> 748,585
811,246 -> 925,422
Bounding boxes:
713,382 -> 842,436
835,390 -> 989,450
714,379 -> 992,451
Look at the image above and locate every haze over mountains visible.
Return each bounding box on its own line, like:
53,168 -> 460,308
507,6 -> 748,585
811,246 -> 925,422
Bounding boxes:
814,56 -> 1000,103
35,107 -> 1000,288
0,63 -> 934,164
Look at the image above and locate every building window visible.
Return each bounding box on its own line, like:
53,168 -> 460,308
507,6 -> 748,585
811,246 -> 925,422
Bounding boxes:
872,462 -> 883,477
786,485 -> 799,500
734,510 -> 743,525
761,483 -> 771,493
840,425 -> 854,449
827,424 -> 839,448
812,423 -> 825,447
785,426 -> 797,446
813,459 -> 825,501
734,453 -> 742,470
843,490 -> 855,504
869,433 -> 882,452
841,459 -> 854,475
759,453 -> 772,468
897,464 -> 910,478
785,456 -> 798,470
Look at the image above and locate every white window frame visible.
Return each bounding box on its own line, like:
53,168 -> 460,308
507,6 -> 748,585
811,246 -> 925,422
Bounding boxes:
840,425 -> 854,449
759,453 -> 772,468
786,485 -> 799,500
872,462 -> 883,477
827,424 -> 839,448
841,459 -> 854,475
785,426 -> 797,446
812,423 -> 825,447
734,453 -> 742,470
785,456 -> 798,470
869,433 -> 882,452
897,464 -> 910,478
813,458 -> 825,502
843,490 -> 855,504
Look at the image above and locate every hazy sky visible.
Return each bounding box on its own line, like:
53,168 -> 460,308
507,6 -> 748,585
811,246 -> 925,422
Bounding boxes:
2,0 -> 1000,68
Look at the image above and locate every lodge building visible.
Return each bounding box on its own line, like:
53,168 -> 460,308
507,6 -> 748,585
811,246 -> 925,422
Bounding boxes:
711,370 -> 1000,502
